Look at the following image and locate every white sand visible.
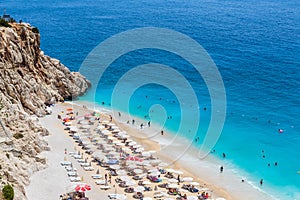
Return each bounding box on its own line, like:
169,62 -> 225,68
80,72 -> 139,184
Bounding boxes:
25,101 -> 275,200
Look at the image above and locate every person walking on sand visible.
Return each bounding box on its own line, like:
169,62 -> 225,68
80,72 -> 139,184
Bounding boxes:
260,179 -> 263,186
109,174 -> 112,184
148,121 -> 151,127
105,173 -> 108,184
220,166 -> 224,173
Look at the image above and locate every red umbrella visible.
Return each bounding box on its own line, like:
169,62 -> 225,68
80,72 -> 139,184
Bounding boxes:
75,183 -> 91,192
126,156 -> 143,162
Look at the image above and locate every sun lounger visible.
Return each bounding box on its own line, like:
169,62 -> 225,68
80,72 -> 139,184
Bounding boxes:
77,159 -> 86,163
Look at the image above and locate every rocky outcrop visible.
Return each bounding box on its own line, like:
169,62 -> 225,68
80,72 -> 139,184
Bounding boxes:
0,23 -> 91,199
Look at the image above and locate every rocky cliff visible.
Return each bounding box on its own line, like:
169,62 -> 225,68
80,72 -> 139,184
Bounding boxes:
0,23 -> 90,199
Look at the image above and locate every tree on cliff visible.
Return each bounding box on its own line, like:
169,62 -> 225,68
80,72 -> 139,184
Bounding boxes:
2,184 -> 14,200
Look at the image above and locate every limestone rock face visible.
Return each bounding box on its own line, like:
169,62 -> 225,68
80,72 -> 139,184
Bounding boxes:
0,23 -> 91,199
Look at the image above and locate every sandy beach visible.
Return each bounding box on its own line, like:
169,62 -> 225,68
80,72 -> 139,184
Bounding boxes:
25,101 -> 274,200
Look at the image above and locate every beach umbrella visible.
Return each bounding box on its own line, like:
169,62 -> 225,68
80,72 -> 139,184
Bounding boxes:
101,120 -> 109,124
158,162 -> 168,167
142,181 -> 151,185
67,107 -> 73,111
74,183 -> 91,192
149,171 -> 161,177
125,180 -> 136,186
115,194 -> 127,200
126,156 -> 143,162
110,165 -> 120,170
174,170 -> 183,175
128,142 -> 137,146
117,170 -> 127,175
80,125 -> 91,129
168,178 -> 178,183
120,176 -> 131,181
134,186 -> 145,192
133,145 -> 142,149
141,152 -> 151,157
187,196 -> 198,200
134,169 -> 143,174
190,182 -> 200,186
100,185 -> 111,190
166,168 -> 175,173
182,177 -> 193,182
135,148 -> 144,153
167,184 -> 179,189
65,121 -> 72,126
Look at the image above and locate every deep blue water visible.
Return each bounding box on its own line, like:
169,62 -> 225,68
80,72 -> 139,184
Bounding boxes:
2,0 -> 300,198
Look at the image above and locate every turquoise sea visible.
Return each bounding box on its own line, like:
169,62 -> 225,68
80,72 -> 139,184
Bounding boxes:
2,0 -> 299,199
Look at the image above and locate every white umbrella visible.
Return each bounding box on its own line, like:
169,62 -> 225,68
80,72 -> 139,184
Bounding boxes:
149,171 -> 161,177
187,196 -> 198,200
126,180 -> 136,186
182,177 -> 193,182
141,152 -> 151,157
110,165 -> 120,170
117,170 -> 127,175
65,122 -> 72,126
174,170 -> 183,175
81,125 -> 91,129
134,186 -> 145,192
100,185 -> 111,190
158,162 -> 168,167
135,148 -> 144,153
168,179 -> 178,183
190,182 -> 200,186
167,184 -> 179,189
142,181 -> 151,185
134,169 -> 143,174
166,168 -> 175,173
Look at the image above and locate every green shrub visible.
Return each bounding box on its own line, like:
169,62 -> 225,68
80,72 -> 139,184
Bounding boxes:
2,185 -> 14,200
13,133 -> 23,139
0,18 -> 11,28
32,27 -> 39,34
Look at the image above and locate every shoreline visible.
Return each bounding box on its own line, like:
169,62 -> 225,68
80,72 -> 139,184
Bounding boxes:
25,101 -> 275,200
67,100 -> 275,200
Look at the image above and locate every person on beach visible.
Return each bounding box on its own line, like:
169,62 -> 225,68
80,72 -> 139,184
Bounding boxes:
109,174 -> 112,183
118,112 -> 121,117
105,174 -> 107,181
148,121 -> 151,127
220,166 -> 223,173
222,153 -> 226,158
132,119 -> 135,125
260,179 -> 263,186
109,115 -> 112,122
161,130 -> 164,135
140,123 -> 144,129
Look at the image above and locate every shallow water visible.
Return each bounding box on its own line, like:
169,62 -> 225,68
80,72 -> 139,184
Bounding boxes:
3,0 -> 300,198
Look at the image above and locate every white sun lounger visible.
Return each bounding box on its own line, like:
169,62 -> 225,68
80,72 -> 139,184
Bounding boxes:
91,174 -> 102,179
70,177 -> 81,182
60,161 -> 72,166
